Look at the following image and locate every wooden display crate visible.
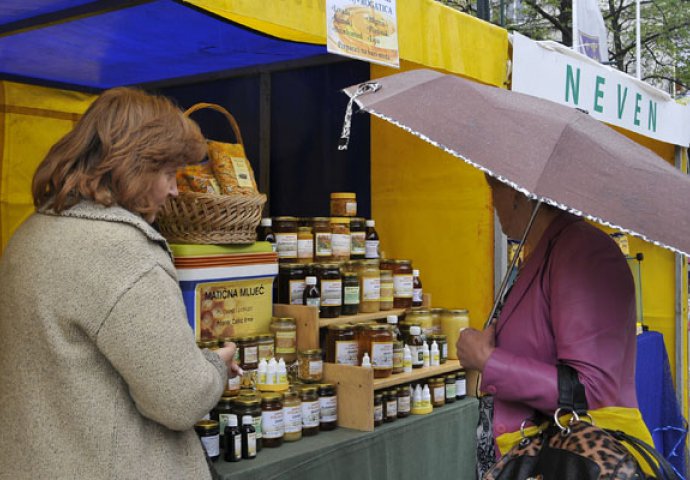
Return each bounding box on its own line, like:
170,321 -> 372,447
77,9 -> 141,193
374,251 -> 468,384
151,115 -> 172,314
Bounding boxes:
323,360 -> 464,431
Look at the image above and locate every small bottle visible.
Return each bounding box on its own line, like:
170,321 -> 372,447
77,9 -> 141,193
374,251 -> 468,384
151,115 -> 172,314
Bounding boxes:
412,269 -> 423,306
361,352 -> 372,368
240,415 -> 257,460
266,358 -> 277,385
303,276 -> 321,311
408,326 -> 424,369
422,384 -> 432,408
413,384 -> 422,408
257,358 -> 268,384
365,219 -> 380,259
258,218 -> 276,252
277,358 -> 288,384
422,341 -> 430,368
387,315 -> 402,341
402,345 -> 412,373
430,340 -> 440,367
224,414 -> 242,463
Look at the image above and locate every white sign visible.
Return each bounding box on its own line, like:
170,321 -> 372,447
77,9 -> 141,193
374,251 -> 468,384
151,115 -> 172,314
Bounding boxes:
512,32 -> 690,146
326,0 -> 399,68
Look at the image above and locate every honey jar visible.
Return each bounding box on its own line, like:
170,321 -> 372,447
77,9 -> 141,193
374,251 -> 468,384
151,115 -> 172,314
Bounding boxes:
330,192 -> 357,217
361,324 -> 393,378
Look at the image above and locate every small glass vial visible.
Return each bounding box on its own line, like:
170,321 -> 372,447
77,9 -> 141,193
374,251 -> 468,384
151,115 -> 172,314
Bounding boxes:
445,373 -> 457,404
318,383 -> 338,431
282,390 -> 302,442
397,385 -> 411,418
240,415 -> 257,459
194,420 -> 220,462
364,219 -> 380,259
298,349 -> 323,383
383,389 -> 397,423
373,393 -> 384,427
223,414 -> 242,462
300,386 -> 321,436
261,393 -> 284,448
341,271 -> 360,315
456,370 -> 467,399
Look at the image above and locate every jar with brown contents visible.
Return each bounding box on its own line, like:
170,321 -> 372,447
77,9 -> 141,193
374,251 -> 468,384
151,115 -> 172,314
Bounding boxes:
429,377 -> 446,408
326,324 -> 358,365
330,217 -> 351,262
273,216 -> 299,263
393,259 -> 414,309
373,393 -> 384,427
318,263 -> 342,318
260,393 -> 284,448
318,383 -> 338,431
277,263 -> 306,305
349,217 -> 366,260
312,217 -> 333,261
341,271 -> 360,315
236,335 -> 259,372
361,324 -> 393,378
299,386 -> 320,436
298,349 -> 323,383
330,192 -> 357,217
231,397 -> 262,451
428,334 -> 447,364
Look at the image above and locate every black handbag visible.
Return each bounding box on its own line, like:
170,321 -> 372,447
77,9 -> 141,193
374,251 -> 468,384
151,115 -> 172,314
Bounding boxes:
483,365 -> 682,480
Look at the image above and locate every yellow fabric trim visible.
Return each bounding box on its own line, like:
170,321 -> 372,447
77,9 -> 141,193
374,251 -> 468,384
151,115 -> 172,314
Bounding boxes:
496,407 -> 655,475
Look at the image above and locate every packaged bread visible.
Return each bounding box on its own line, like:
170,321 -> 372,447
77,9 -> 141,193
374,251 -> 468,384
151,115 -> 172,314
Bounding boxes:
207,141 -> 258,195
181,163 -> 220,194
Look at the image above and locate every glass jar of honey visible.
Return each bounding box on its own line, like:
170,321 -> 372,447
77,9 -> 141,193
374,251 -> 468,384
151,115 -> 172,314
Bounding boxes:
278,263 -> 306,305
318,383 -> 338,431
379,259 -> 395,311
341,271 -> 360,315
297,226 -> 314,264
431,307 -> 445,335
299,386 -> 320,436
361,324 -> 394,378
196,339 -> 218,350
393,259 -> 413,309
312,217 -> 332,261
330,217 -> 351,262
326,324 -> 358,365
441,309 -> 470,360
273,216 -> 299,263
256,334 -> 274,362
349,217 -> 366,260
429,377 -> 446,408
282,389 -> 302,442
297,349 -> 323,383
270,316 -> 297,363
330,192 -> 357,217
405,307 -> 434,337
260,393 -> 284,448
359,259 -> 381,313
318,263 -> 342,318
236,335 -> 259,371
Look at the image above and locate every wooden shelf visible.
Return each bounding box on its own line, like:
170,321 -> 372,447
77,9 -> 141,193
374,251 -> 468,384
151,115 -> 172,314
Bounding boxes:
318,308 -> 405,328
373,360 -> 462,389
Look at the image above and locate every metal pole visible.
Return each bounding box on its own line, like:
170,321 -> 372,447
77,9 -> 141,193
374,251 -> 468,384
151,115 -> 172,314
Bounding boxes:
572,0 -> 578,50
636,0 -> 641,79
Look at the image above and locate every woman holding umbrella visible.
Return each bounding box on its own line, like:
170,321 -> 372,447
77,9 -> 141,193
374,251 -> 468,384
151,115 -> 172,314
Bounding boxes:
457,175 -> 654,473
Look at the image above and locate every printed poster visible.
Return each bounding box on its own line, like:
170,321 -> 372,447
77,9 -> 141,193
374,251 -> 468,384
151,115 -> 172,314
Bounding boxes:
326,0 -> 399,68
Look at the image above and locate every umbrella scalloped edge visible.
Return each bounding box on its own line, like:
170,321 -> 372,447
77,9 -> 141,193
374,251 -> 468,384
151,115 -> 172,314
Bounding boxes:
354,99 -> 689,258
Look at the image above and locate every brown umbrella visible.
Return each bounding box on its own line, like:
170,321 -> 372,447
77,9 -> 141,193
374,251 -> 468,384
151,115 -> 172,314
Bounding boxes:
340,68 -> 690,258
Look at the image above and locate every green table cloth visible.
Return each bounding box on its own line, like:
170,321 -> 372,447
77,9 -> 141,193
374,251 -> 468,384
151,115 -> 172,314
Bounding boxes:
213,397 -> 479,480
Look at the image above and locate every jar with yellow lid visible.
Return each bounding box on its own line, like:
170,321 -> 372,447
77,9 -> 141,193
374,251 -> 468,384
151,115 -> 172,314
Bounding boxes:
211,396 -> 234,441
298,349 -> 323,383
330,217 -> 351,262
194,420 -> 220,461
270,316 -> 297,363
260,393 -> 284,448
282,390 -> 302,442
235,335 -> 259,371
405,307 -> 434,337
297,226 -> 314,264
299,386 -> 320,436
196,339 -> 218,350
326,324 -> 358,365
441,309 -> 470,360
393,259 -> 414,309
273,216 -> 299,263
318,383 -> 338,431
312,217 -> 333,261
359,259 -> 381,313
330,192 -> 357,217
256,334 -> 274,362
361,324 -> 393,378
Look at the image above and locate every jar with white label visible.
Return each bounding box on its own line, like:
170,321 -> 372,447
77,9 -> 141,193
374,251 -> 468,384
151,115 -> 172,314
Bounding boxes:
349,217 -> 366,260
299,386 -> 321,436
318,383 -> 338,431
326,324 -> 358,365
278,263 -> 306,305
298,349 -> 323,383
269,316 -> 297,363
318,263 -> 342,318
362,324 -> 393,378
330,217 -> 351,262
282,390 -> 302,442
273,216 -> 298,263
359,259 -> 381,313
194,420 -> 220,461
260,393 -> 284,448
297,226 -> 314,264
393,259 -> 414,309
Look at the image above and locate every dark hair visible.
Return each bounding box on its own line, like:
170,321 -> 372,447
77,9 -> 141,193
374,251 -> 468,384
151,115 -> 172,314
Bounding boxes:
32,87 -> 205,217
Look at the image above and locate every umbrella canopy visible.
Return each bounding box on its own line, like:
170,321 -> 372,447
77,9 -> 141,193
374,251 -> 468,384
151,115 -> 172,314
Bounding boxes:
342,69 -> 690,257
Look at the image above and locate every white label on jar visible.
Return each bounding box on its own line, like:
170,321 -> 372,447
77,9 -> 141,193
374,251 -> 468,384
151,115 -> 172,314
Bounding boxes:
289,279 -> 305,305
243,345 -> 258,365
227,375 -> 241,391
442,343 -> 448,359
246,432 -> 257,456
457,377 -> 467,397
302,400 -> 320,428
446,383 -> 456,399
371,342 -> 393,369
386,399 -> 397,418
335,340 -> 359,365
200,434 -> 219,458
274,330 -> 296,354
362,277 -> 381,301
252,416 -> 262,438
344,285 -> 360,305
331,233 -> 351,257
219,413 -> 232,435
320,279 -> 342,306
393,274 -> 414,298
409,345 -> 423,366
413,288 -> 423,303
309,360 -> 323,376
261,410 -> 285,439
306,297 -> 321,308
365,240 -> 379,259
284,405 -> 302,433
275,233 -> 297,258
350,231 -> 366,255
315,232 -> 333,256
345,201 -> 357,216
320,395 -> 337,422
434,386 -> 445,402
397,395 -> 410,413
374,404 -> 383,422
392,348 -> 403,369
297,238 -> 314,259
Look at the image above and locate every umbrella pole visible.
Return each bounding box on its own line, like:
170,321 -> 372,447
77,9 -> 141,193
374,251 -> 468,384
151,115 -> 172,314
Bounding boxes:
483,199 -> 543,330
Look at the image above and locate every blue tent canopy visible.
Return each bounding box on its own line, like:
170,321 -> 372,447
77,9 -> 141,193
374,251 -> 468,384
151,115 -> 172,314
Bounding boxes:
0,0 -> 327,90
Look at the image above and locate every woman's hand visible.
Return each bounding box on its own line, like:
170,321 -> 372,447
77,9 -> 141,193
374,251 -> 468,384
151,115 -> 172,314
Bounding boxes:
456,323 -> 496,371
216,342 -> 243,378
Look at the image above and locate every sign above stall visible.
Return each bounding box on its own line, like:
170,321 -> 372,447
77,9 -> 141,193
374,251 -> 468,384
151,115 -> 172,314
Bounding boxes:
326,0 -> 400,68
512,32 -> 690,147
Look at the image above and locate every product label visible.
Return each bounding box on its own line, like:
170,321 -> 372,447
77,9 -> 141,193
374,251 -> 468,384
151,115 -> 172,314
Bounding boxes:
397,395 -> 410,413
289,279 -> 306,305
302,400 -> 320,428
305,297 -> 321,308
275,232 -> 298,258
392,347 -> 403,369
434,386 -> 445,402
413,288 -> 423,303
371,342 -> 393,369
297,238 -> 314,259
362,277 -> 381,301
446,383 -> 457,399
331,233 -> 351,257
227,375 -> 241,391
261,410 -> 285,439
219,413 -> 232,435
335,340 -> 359,365
456,377 -> 467,397
321,279 -> 343,306
380,282 -> 394,302
200,434 -> 219,458
243,345 -> 258,365
393,274 -> 414,298
309,360 -> 323,376
315,232 -> 333,256
252,416 -> 262,438
343,285 -> 360,305
320,396 -> 338,422
345,201 -> 357,216
230,156 -> 254,188
442,343 -> 448,359
386,399 -> 397,418
374,404 -> 383,422
258,344 -> 274,362
409,345 -> 423,366
274,330 -> 296,354
283,405 -> 302,433
246,432 -> 257,456
350,231 -> 366,255
365,240 -> 380,259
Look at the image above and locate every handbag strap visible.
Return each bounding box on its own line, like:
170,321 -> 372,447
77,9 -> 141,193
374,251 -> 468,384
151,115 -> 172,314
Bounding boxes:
610,429 -> 682,480
557,363 -> 588,415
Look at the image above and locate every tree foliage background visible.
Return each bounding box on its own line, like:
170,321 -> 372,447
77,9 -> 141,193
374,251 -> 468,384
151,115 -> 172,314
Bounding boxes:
437,0 -> 690,96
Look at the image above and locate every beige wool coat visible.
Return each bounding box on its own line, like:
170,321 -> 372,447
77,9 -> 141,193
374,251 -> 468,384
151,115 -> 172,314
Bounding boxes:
0,202 -> 227,479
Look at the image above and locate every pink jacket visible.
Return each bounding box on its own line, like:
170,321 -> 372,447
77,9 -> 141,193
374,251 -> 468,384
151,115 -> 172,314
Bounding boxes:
481,213 -> 638,438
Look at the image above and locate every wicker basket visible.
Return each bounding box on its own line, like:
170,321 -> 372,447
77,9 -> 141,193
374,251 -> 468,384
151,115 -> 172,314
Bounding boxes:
156,103 -> 266,244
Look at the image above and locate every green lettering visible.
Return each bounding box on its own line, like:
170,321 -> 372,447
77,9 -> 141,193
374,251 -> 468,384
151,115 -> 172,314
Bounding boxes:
647,100 -> 657,132
616,84 -> 628,119
593,76 -> 605,113
565,65 -> 580,105
634,93 -> 642,126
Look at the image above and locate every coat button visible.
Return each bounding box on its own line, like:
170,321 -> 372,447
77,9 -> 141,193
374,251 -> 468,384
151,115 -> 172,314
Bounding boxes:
485,385 -> 497,395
